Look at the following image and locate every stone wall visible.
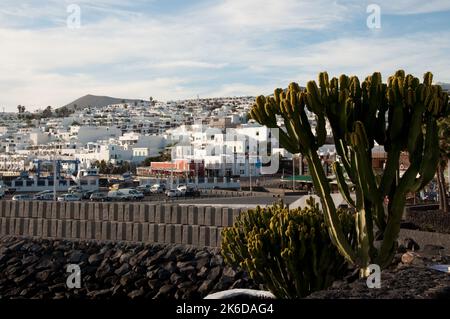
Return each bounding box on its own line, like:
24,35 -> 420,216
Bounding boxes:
0,201 -> 243,248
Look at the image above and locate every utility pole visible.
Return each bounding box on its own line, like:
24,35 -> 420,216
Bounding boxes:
292,155 -> 295,190
53,143 -> 57,201
249,155 -> 252,193
299,154 -> 303,176
170,164 -> 174,189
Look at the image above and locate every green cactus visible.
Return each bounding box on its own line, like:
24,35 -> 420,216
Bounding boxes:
221,199 -> 356,298
249,70 -> 449,274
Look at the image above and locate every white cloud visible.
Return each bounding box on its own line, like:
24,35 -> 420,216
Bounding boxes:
368,0 -> 450,15
0,1 -> 449,111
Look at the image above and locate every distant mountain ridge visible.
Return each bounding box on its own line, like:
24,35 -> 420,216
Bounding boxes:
60,94 -> 146,111
436,82 -> 450,92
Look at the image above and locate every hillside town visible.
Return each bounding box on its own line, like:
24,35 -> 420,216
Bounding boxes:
2,90 -> 447,195
0,95 -> 329,190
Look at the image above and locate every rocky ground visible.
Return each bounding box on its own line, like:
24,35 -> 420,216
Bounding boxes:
0,236 -> 260,299
308,241 -> 450,299
1,236 -> 449,299
307,265 -> 450,299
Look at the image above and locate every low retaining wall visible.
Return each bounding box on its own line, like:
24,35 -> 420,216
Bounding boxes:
0,201 -> 243,248
399,229 -> 450,254
202,189 -> 270,197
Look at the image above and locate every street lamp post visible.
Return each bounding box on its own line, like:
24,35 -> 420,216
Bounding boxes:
292,155 -> 295,190
53,144 -> 57,201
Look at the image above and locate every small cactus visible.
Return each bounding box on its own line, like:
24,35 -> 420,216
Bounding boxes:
221,199 -> 356,298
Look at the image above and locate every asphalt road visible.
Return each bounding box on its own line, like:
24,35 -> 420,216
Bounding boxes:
170,195 -> 300,208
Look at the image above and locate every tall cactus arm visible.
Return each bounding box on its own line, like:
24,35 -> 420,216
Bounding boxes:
377,159 -> 419,267
416,119 -> 440,190
332,161 -> 355,207
350,147 -> 376,267
350,122 -> 386,231
307,151 -> 359,265
377,118 -> 438,267
335,138 -> 354,181
379,147 -> 401,197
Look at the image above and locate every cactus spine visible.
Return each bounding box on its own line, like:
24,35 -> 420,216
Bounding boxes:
250,71 -> 449,272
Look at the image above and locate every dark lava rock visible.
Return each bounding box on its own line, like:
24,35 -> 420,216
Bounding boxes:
177,260 -> 195,269
197,266 -> 209,278
154,284 -> 175,299
88,253 -> 104,265
207,266 -> 222,282
119,252 -> 134,264
87,288 -> 113,298
307,266 -> 450,299
0,237 -> 257,300
157,268 -> 171,281
179,265 -> 195,274
35,270 -> 51,282
96,263 -> 113,279
170,273 -> 184,285
21,255 -> 39,266
114,263 -> 130,276
163,261 -> 177,273
128,288 -> 145,299
198,280 -> 215,296
144,249 -> 167,266
69,250 -> 86,264
147,279 -> 162,290
196,257 -> 210,270
35,258 -> 53,270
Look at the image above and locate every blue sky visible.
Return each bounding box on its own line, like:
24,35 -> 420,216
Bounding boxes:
1,0 -> 450,111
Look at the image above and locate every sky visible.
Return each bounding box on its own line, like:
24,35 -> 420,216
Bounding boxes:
0,0 -> 450,111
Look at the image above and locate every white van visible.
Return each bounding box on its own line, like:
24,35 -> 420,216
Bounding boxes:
150,184 -> 166,194
107,190 -> 129,201
118,188 -> 144,200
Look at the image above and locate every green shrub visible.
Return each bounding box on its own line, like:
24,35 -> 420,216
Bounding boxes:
221,198 -> 356,298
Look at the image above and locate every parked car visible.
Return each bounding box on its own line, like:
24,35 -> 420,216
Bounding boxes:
184,187 -> 200,197
166,189 -> 182,198
80,190 -> 95,199
34,190 -> 53,196
423,192 -> 437,201
34,192 -> 55,200
177,184 -> 187,195
0,185 -> 15,195
119,188 -> 144,200
136,184 -> 152,195
12,194 -> 33,201
150,184 -> 166,194
68,186 -> 83,193
57,193 -> 81,202
90,192 -> 108,202
107,190 -> 130,201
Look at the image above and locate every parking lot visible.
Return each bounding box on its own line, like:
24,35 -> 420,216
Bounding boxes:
1,189 -> 302,212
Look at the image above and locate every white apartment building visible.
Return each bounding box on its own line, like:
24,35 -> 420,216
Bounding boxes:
75,142 -> 132,168
75,126 -> 122,144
